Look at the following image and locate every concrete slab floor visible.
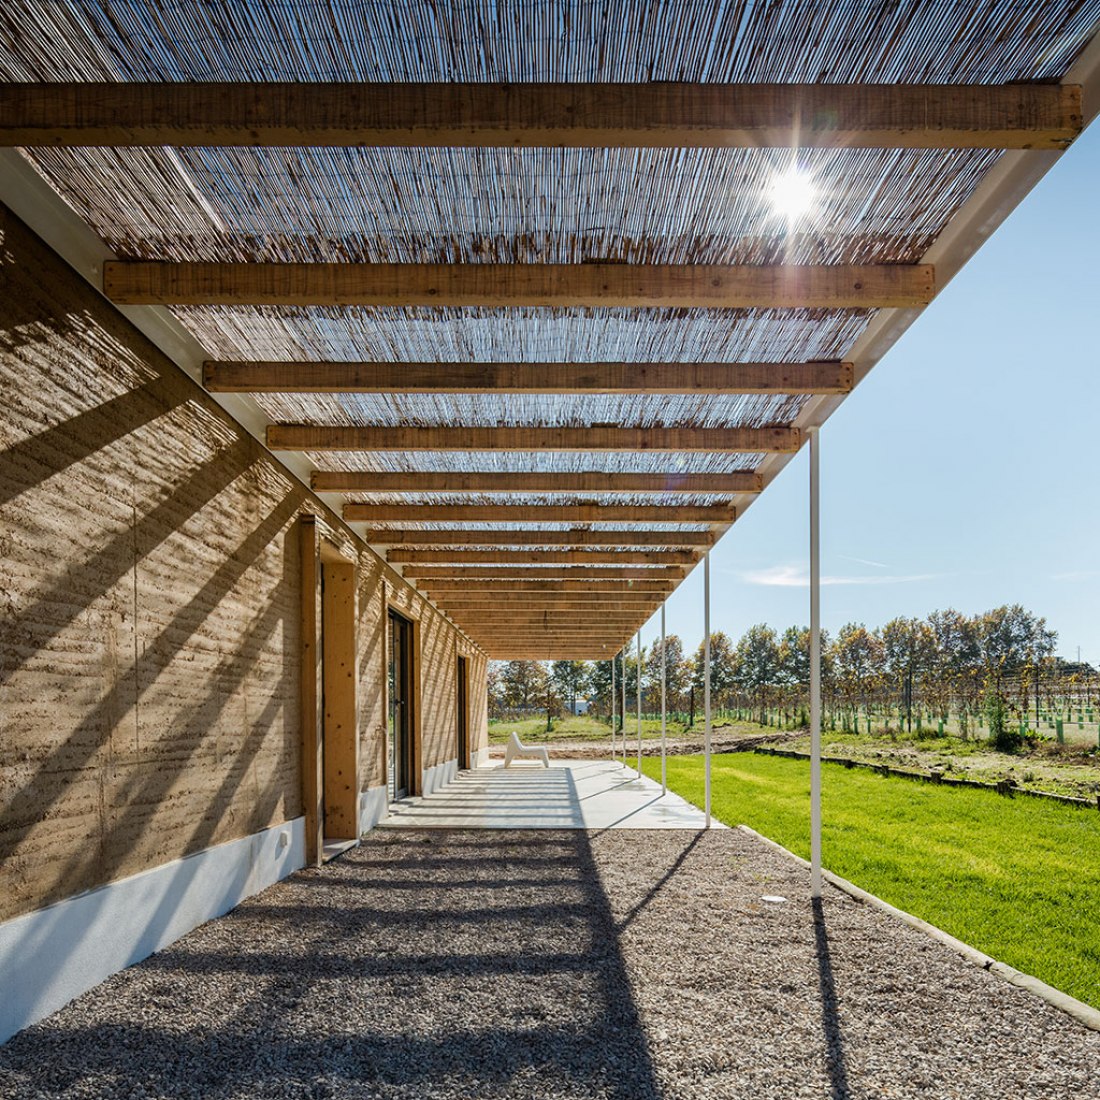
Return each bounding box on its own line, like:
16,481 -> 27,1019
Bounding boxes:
381,758 -> 725,830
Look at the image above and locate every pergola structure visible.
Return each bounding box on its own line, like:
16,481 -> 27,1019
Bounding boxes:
2,0 -> 1100,1055
1,8 -> 1099,786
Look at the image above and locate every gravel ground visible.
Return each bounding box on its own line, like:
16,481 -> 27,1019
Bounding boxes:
2,829 -> 1099,1099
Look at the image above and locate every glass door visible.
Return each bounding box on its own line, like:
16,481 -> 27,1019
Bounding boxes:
387,611 -> 412,800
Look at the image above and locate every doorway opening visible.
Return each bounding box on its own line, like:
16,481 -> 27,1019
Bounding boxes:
457,654 -> 470,770
388,610 -> 414,801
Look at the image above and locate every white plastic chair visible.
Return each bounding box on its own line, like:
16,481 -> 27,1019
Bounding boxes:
504,731 -> 550,768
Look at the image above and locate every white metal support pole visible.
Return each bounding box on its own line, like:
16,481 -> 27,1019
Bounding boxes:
809,426 -> 823,898
610,656 -> 617,763
621,647 -> 627,768
661,602 -> 668,795
636,629 -> 643,774
704,550 -> 712,828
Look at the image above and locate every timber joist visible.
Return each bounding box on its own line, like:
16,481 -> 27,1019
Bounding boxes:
387,549 -> 697,566
206,360 -> 854,395
367,529 -> 715,548
348,503 -> 733,524
2,82 -> 1080,149
406,566 -> 684,580
413,579 -> 675,592
274,424 -> 799,455
106,261 -> 932,309
312,470 -> 762,494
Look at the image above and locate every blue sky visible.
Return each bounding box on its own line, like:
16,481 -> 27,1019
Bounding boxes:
648,121 -> 1100,664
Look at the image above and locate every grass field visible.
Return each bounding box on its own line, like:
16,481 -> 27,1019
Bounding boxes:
487,715 -> 751,744
642,752 -> 1100,1008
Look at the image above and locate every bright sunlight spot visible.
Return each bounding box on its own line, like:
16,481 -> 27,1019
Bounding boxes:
768,166 -> 816,222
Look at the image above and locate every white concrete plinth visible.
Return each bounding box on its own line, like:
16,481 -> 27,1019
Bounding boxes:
380,759 -> 722,830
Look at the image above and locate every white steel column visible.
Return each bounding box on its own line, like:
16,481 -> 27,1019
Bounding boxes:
611,656 -> 617,763
636,630 -> 643,774
621,647 -> 627,768
661,602 -> 668,795
704,550 -> 712,828
809,426 -> 823,898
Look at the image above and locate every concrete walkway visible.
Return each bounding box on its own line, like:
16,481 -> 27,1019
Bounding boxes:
381,759 -> 723,830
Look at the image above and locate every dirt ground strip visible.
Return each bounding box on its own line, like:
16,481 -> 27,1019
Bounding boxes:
2,829 -> 1098,1099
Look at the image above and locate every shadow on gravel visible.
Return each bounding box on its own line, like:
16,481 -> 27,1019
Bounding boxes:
813,897 -> 852,1100
0,830 -> 663,1100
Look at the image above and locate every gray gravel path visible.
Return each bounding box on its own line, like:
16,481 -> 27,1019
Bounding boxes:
2,829 -> 1098,1099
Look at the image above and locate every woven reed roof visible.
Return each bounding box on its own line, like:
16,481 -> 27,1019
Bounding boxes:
2,0 -> 1098,657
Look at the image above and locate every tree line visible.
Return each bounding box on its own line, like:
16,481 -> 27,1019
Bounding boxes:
489,605 -> 1093,745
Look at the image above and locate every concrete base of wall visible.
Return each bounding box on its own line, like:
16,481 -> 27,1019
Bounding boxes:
0,817 -> 305,1045
359,786 -> 389,833
472,747 -> 491,769
422,758 -> 458,795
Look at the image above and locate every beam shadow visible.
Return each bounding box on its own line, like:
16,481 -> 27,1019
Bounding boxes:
813,897 -> 852,1100
0,831 -> 664,1099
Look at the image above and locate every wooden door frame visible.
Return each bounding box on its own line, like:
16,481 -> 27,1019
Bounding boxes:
456,653 -> 470,769
320,540 -> 360,843
299,516 -> 323,867
385,605 -> 421,798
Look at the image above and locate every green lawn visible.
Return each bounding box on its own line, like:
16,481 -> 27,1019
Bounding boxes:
487,715 -> 757,744
642,752 -> 1100,1008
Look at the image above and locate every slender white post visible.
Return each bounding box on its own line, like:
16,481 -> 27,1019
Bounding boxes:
661,602 -> 668,795
704,550 -> 712,828
610,656 -> 617,763
621,647 -> 627,769
809,426 -> 823,898
636,629 -> 643,774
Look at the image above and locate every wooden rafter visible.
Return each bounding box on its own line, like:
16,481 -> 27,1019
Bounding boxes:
106,261 -> 933,309
347,503 -> 732,523
277,425 -> 797,455
205,360 -> 853,394
2,82 -> 1080,149
438,598 -> 658,610
368,528 -> 714,548
413,579 -> 673,592
400,567 -> 682,585
311,470 -> 762,494
388,549 -> 696,565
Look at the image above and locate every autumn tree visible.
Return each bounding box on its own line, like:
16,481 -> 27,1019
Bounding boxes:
881,617 -> 934,730
550,660 -> 590,715
830,623 -> 883,724
692,632 -> 738,711
734,624 -> 781,724
644,634 -> 690,712
498,660 -> 548,711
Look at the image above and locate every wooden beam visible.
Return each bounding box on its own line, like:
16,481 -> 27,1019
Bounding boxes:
411,567 -> 682,581
455,614 -> 646,624
276,425 -> 798,455
439,599 -> 657,610
389,549 -> 696,565
347,503 -> 733,523
368,528 -> 714,548
415,579 -> 673,592
205,359 -> 854,394
312,470 -> 763,494
107,262 -> 932,309
3,83 -> 1079,150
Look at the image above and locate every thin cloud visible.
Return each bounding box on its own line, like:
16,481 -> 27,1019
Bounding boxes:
742,564 -> 943,588
1051,570 -> 1100,582
839,554 -> 890,569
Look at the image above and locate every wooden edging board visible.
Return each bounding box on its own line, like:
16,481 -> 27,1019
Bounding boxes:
752,746 -> 1100,809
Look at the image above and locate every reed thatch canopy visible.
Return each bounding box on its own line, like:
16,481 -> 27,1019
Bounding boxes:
2,0 -> 1098,657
